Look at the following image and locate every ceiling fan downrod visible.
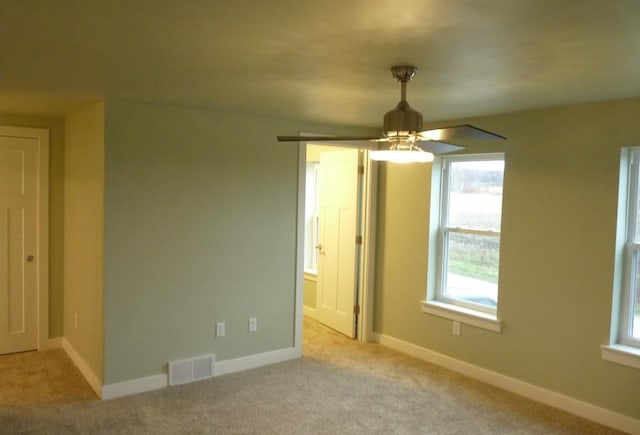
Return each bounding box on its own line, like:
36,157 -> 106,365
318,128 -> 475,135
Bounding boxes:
391,65 -> 417,102
384,65 -> 422,137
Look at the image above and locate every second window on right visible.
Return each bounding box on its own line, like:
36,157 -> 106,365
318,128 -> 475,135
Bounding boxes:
436,154 -> 505,314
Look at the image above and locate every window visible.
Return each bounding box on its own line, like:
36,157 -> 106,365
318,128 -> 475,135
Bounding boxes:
603,148 -> 640,367
304,162 -> 320,274
619,149 -> 640,348
422,153 -> 504,331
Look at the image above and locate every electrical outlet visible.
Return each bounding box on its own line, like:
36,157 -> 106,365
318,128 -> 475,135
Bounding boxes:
216,321 -> 225,337
74,313 -> 78,329
249,317 -> 257,333
453,321 -> 461,336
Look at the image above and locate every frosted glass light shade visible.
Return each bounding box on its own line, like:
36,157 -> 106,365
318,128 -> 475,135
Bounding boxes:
369,149 -> 434,163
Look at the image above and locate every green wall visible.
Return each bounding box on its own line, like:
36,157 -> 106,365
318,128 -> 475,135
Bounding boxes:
5,96 -> 636,420
102,100 -> 372,384
64,102 -> 105,381
0,113 -> 65,338
374,97 -> 640,419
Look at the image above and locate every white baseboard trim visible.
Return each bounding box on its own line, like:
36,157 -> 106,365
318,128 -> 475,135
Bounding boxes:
100,347 -> 300,400
102,374 -> 168,400
372,332 -> 640,434
215,347 -> 299,377
61,338 -> 102,397
44,337 -> 63,350
303,305 -> 318,320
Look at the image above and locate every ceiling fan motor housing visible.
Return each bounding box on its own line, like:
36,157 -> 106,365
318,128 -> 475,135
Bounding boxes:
383,101 -> 423,136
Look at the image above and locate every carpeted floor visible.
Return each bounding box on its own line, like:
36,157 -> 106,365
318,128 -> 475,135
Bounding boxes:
0,348 -> 97,406
0,317 -> 625,434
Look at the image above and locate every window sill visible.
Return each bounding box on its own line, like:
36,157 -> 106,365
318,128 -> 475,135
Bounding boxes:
421,300 -> 501,333
601,344 -> 640,370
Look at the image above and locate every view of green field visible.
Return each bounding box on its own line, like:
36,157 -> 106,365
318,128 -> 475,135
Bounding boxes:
443,161 -> 503,307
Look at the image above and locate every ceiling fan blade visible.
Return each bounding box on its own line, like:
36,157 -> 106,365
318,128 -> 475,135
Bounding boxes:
278,68 -> 505,159
418,124 -> 506,141
416,141 -> 465,155
277,135 -> 383,142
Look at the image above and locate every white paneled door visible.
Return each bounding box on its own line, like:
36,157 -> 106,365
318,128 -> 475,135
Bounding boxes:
0,133 -> 38,355
315,149 -> 360,338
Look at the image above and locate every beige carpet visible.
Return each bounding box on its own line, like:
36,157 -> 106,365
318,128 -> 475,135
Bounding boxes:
0,317 -> 625,434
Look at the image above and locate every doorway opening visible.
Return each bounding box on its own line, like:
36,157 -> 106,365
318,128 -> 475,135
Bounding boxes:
294,141 -> 377,350
0,126 -> 49,356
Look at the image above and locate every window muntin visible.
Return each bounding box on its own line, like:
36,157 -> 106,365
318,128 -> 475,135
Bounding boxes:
437,155 -> 504,314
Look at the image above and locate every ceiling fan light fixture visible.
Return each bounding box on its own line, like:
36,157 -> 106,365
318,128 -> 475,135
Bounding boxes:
370,149 -> 434,163
385,130 -> 414,138
370,142 -> 434,163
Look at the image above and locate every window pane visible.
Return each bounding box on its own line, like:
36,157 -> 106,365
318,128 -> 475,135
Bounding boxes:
447,160 -> 504,231
444,232 -> 499,308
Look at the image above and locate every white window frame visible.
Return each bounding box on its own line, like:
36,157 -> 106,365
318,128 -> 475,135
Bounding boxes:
422,153 -> 504,332
603,148 -> 640,369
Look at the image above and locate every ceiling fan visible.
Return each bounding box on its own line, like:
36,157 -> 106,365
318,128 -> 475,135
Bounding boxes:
277,65 -> 506,163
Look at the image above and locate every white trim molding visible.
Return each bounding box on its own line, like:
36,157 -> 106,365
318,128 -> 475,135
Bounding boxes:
303,271 -> 318,282
36,128 -> 50,354
214,347 -> 299,377
421,300 -> 501,332
294,141 -> 306,353
373,332 -> 640,434
102,374 -> 167,400
62,338 -> 102,397
45,337 -> 63,350
601,344 -> 640,370
303,305 -> 318,321
358,150 -> 377,343
100,347 -> 299,400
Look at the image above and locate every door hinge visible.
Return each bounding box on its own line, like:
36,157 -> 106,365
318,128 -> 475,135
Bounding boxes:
355,235 -> 363,245
354,304 -> 360,314
358,165 -> 365,175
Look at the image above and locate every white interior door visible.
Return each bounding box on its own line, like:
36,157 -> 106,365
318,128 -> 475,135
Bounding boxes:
0,134 -> 38,355
315,149 -> 360,338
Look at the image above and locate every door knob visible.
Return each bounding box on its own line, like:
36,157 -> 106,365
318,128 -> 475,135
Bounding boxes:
26,255 -> 34,262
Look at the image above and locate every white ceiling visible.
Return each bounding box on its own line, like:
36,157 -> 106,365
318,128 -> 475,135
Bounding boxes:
2,0 -> 640,128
